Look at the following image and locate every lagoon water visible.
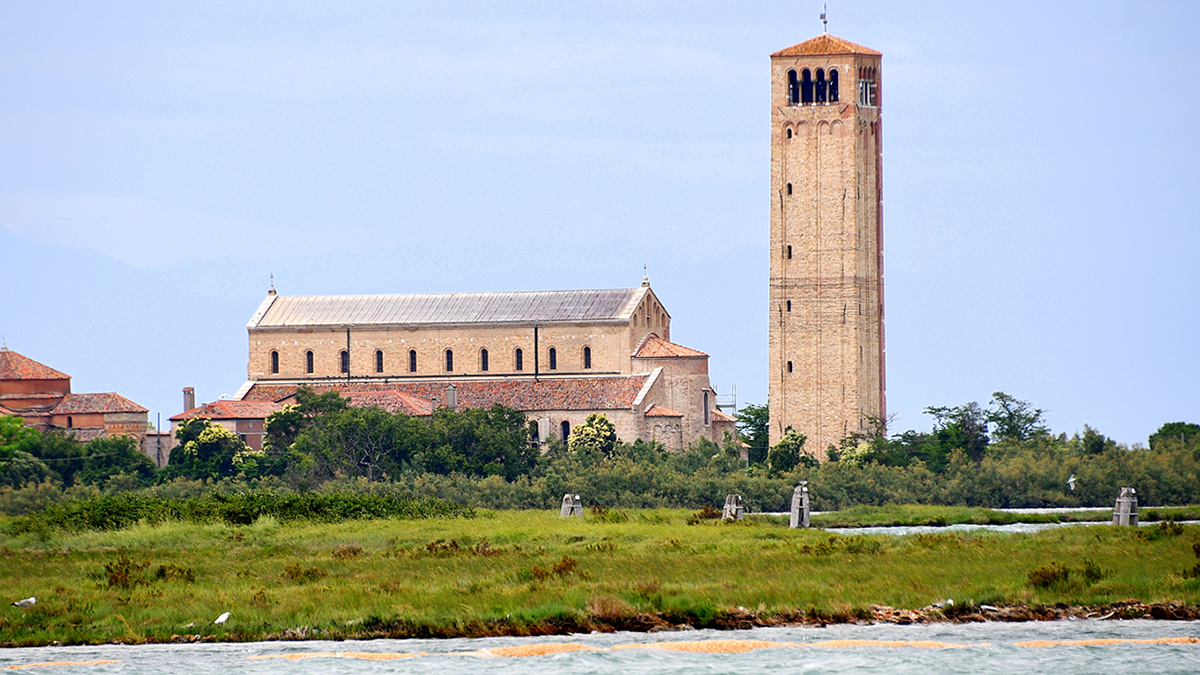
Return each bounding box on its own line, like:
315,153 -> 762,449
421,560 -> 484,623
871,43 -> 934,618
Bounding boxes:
2,620 -> 1197,673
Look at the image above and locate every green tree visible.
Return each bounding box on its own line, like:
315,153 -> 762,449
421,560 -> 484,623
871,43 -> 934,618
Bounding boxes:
1149,422 -> 1200,450
165,419 -> 249,481
73,435 -> 157,486
767,429 -> 814,474
986,391 -> 1048,442
567,413 -> 618,459
926,402 -> 989,464
736,403 -> 769,465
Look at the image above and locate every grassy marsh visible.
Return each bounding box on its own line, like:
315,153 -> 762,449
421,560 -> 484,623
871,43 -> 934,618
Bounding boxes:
1,509 -> 1198,646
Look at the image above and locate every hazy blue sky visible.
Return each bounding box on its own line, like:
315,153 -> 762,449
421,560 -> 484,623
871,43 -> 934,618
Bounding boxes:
2,1 -> 1197,445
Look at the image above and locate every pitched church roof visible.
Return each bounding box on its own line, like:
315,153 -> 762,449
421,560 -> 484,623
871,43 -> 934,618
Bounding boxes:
240,376 -> 652,412
249,288 -> 651,329
772,33 -> 881,57
52,393 -> 148,415
0,348 -> 70,381
633,333 -> 708,358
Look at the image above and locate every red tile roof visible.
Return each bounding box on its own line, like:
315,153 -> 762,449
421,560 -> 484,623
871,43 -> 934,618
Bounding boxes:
711,408 -> 737,423
0,348 -> 70,381
241,375 -> 650,412
171,400 -> 283,421
0,403 -> 17,416
633,333 -> 708,358
52,393 -> 148,415
644,404 -> 683,417
772,34 -> 881,57
342,390 -> 433,416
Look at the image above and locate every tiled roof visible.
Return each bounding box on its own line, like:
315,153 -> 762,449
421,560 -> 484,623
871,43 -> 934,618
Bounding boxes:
772,33 -> 881,57
250,288 -> 648,329
0,349 -> 70,381
343,390 -> 433,416
171,400 -> 283,422
711,408 -> 737,423
633,333 -> 708,358
0,403 -> 17,416
63,427 -> 106,442
0,393 -> 63,402
52,393 -> 148,415
241,375 -> 650,412
644,404 -> 683,417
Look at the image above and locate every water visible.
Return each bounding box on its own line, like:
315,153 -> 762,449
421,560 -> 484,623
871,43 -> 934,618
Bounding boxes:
2,620 -> 1197,673
826,520 -> 1200,536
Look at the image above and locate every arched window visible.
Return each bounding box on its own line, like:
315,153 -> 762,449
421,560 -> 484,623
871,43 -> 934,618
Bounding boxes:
787,69 -> 799,105
270,350 -> 279,374
480,348 -> 489,372
786,127 -> 793,139
829,69 -> 839,101
801,69 -> 814,104
375,349 -> 384,373
306,350 -> 314,374
787,361 -> 793,373
67,416 -> 73,428
786,245 -> 792,259
704,392 -> 711,425
815,68 -> 827,103
786,300 -> 792,312
561,420 -> 570,440
583,346 -> 592,369
515,348 -> 524,371
786,183 -> 793,195
548,347 -> 557,370
340,350 -> 349,374
409,349 -> 417,373
445,349 -> 453,372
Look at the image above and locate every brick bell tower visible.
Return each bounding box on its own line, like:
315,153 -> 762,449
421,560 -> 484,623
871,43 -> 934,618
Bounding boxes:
768,32 -> 885,459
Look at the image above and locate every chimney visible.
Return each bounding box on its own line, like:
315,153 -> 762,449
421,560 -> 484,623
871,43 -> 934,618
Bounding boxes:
183,387 -> 195,412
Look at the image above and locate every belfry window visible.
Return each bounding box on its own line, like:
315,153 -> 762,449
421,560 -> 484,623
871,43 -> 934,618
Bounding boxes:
375,349 -> 384,373
445,349 -> 454,372
583,346 -> 592,369
815,69 -> 827,103
515,348 -> 524,371
480,348 -> 489,372
270,350 -> 279,374
409,349 -> 417,373
340,350 -> 349,374
548,347 -> 557,370
829,69 -> 839,101
306,350 -> 314,374
787,69 -> 800,105
801,69 -> 814,104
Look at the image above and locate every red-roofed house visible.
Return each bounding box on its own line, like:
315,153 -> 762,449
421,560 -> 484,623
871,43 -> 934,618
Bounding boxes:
0,347 -> 149,442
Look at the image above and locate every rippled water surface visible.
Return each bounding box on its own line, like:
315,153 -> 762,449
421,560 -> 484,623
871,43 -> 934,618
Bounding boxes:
2,620 -> 1198,673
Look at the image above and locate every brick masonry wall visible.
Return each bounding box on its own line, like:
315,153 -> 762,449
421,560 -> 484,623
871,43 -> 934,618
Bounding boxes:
768,49 -> 886,460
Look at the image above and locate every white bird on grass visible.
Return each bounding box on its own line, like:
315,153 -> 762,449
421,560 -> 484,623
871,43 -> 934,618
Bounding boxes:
11,597 -> 36,608
214,612 -> 231,624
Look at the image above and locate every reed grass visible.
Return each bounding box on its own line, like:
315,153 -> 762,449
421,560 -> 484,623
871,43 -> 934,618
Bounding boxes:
0,509 -> 1197,646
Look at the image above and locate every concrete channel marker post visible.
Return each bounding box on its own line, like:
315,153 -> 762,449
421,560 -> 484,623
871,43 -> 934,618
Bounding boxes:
1112,487 -> 1138,526
790,482 -> 811,529
722,494 -> 744,521
560,493 -> 583,517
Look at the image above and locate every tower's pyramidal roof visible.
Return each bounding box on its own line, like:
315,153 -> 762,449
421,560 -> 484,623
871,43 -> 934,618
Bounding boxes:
772,33 -> 881,57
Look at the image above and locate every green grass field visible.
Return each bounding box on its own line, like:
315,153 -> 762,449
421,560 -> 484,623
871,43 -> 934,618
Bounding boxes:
2,508 -> 1198,646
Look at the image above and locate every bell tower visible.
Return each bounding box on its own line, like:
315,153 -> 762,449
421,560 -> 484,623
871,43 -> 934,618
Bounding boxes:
768,33 -> 885,458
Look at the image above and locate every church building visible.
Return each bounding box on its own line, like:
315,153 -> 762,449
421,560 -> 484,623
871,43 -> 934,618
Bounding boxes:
768,32 -> 887,458
217,278 -> 734,450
